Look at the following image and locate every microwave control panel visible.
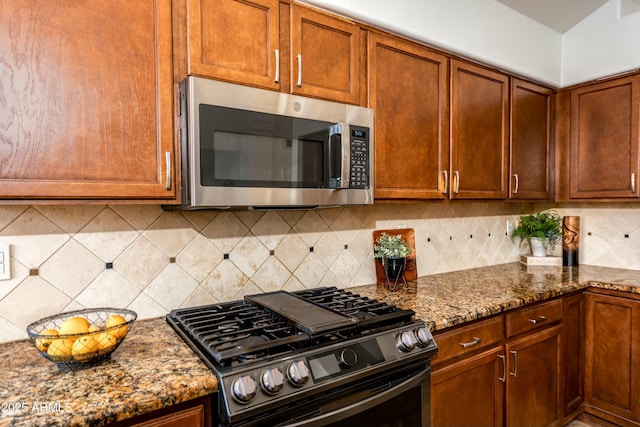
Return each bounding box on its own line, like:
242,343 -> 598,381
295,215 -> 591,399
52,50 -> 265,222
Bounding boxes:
349,126 -> 370,189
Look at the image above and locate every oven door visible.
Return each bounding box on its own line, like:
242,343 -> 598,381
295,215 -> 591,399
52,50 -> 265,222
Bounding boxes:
225,361 -> 430,427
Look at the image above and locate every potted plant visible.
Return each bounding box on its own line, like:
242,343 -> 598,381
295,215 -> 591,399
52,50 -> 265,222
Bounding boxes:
510,210 -> 562,257
374,233 -> 413,280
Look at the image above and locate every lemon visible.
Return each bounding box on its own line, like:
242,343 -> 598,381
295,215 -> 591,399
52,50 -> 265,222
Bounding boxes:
47,338 -> 74,359
88,324 -> 101,333
95,332 -> 117,350
59,317 -> 90,337
72,335 -> 100,361
35,329 -> 59,352
106,314 -> 128,340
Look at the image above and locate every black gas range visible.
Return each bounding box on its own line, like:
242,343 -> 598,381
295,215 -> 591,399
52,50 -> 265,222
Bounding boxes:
166,286 -> 438,427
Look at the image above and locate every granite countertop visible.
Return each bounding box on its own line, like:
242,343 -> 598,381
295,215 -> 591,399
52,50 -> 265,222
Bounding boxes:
350,263 -> 640,331
3,262 -> 640,427
0,317 -> 218,427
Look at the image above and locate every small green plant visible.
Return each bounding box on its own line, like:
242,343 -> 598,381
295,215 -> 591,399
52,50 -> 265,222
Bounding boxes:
510,210 -> 562,249
374,233 -> 413,258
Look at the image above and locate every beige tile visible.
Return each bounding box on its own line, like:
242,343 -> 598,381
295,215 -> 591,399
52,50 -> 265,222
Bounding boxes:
181,286 -> 218,308
40,239 -> 104,298
75,269 -> 140,309
144,264 -> 198,311
275,233 -> 309,272
0,206 -> 28,230
251,256 -> 291,292
202,261 -> 249,301
0,276 -> 71,330
202,212 -> 249,253
36,205 -> 105,233
294,253 -> 328,288
75,208 -> 139,262
230,235 -> 269,277
128,292 -> 168,319
112,204 -> 164,230
114,236 -> 168,289
293,211 -> 329,246
176,234 -> 223,282
144,211 -> 197,257
251,211 -> 291,250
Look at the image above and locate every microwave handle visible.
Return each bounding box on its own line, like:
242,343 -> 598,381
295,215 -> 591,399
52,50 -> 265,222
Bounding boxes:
329,124 -> 350,189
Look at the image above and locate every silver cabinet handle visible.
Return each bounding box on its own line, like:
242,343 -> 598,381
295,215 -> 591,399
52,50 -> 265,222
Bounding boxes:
513,173 -> 519,194
528,315 -> 547,324
442,170 -> 448,194
510,350 -> 518,377
632,172 -> 636,193
296,54 -> 302,87
165,152 -> 172,190
453,171 -> 460,194
498,354 -> 506,383
274,49 -> 280,83
459,337 -> 481,348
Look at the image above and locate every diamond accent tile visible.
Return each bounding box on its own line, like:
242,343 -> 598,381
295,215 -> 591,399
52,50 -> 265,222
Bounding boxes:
2,201 -> 640,343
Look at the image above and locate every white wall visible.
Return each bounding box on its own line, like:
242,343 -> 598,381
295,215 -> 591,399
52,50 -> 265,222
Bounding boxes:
300,0 -> 562,86
562,0 -> 640,86
300,0 -> 640,88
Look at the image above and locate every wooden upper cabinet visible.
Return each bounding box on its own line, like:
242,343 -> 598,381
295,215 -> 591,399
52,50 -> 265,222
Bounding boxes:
569,74 -> 640,199
450,60 -> 509,199
185,0 -> 280,91
510,79 -> 554,200
0,0 -> 176,201
368,33 -> 449,200
290,5 -> 360,105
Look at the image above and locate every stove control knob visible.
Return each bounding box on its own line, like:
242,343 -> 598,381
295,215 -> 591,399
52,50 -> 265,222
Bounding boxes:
339,348 -> 358,368
415,327 -> 434,348
261,368 -> 285,395
287,360 -> 310,387
396,330 -> 418,352
231,375 -> 258,403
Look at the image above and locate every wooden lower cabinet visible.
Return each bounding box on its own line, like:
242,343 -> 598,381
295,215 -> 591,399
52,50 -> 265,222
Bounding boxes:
109,395 -> 213,427
562,293 -> 585,423
585,291 -> 640,425
432,347 -> 504,427
432,302 -> 563,427
505,326 -> 561,427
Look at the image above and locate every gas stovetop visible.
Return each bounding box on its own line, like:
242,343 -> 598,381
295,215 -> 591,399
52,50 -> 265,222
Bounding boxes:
167,287 -> 437,425
166,286 -> 416,369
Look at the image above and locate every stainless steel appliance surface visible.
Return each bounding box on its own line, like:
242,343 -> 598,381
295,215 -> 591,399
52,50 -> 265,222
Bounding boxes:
175,77 -> 374,209
166,287 -> 438,427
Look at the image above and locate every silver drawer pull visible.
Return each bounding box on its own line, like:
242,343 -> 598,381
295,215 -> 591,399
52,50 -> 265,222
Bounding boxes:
459,337 -> 481,348
498,354 -> 506,382
528,315 -> 547,324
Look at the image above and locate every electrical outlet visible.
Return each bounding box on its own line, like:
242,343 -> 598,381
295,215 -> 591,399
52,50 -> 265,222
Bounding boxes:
506,220 -> 515,235
0,244 -> 11,280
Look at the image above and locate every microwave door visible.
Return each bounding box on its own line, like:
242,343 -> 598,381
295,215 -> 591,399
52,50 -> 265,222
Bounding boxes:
328,123 -> 349,189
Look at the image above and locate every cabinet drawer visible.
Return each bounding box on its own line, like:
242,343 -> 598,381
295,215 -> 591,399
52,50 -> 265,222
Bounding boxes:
506,299 -> 563,338
432,316 -> 504,365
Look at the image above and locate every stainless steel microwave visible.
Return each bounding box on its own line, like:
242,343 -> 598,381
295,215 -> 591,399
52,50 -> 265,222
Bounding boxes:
175,77 -> 374,209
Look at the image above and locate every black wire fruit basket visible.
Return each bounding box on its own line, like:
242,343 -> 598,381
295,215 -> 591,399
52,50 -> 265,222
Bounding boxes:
26,308 -> 137,371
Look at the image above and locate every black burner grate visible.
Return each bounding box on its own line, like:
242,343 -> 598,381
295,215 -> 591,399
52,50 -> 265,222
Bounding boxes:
166,287 -> 414,367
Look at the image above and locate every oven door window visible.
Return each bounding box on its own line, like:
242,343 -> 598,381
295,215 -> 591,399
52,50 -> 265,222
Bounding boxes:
199,105 -> 334,188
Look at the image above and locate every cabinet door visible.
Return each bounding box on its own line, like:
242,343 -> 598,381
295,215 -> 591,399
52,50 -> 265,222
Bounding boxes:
585,292 -> 640,423
450,60 -> 509,199
510,79 -> 553,200
0,0 -> 175,200
570,75 -> 640,199
290,5 -> 360,104
432,347 -> 504,427
562,293 -> 584,423
506,325 -> 561,427
186,0 -> 280,91
368,33 -> 449,200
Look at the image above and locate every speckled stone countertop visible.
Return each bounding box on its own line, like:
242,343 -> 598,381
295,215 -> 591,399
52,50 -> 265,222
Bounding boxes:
0,317 -> 218,427
3,263 -> 640,427
350,263 -> 640,332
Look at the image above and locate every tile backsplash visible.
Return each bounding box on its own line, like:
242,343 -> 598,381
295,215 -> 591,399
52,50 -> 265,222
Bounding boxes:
0,202 -> 638,343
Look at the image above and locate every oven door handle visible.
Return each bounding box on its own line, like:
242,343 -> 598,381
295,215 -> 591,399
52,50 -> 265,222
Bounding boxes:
286,366 -> 430,427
